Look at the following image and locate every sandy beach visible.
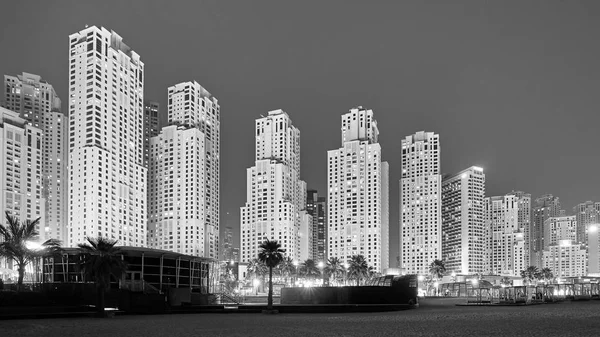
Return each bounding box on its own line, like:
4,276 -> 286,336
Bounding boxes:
1,299 -> 600,337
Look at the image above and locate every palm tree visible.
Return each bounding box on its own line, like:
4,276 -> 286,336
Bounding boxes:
539,267 -> 554,283
257,240 -> 285,310
300,259 -> 320,281
520,266 -> 539,285
429,259 -> 446,280
500,277 -> 512,287
78,237 -> 127,316
326,257 -> 344,286
278,256 -> 295,286
347,255 -> 369,286
0,212 -> 62,290
247,258 -> 268,291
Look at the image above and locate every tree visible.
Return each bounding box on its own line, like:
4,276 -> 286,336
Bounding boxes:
257,240 -> 285,311
500,277 -> 513,287
347,255 -> 369,286
300,259 -> 320,280
520,266 -> 539,285
0,212 -> 62,291
429,260 -> 446,280
247,258 -> 268,283
539,268 -> 554,283
277,256 -> 295,286
78,237 -> 127,316
326,257 -> 344,286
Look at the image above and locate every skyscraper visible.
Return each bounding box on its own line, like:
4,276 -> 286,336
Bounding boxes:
506,191 -> 532,267
400,131 -> 441,275
486,194 -> 526,276
441,166 -> 486,275
4,73 -> 67,242
307,190 -> 327,262
573,201 -> 600,245
68,26 -> 146,247
543,216 -> 577,249
531,194 -> 562,267
327,107 -> 389,272
240,110 -> 304,262
147,81 -> 220,258
0,107 -> 44,277
143,101 -> 160,167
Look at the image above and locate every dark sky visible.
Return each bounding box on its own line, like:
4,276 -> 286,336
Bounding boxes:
2,0 -> 600,262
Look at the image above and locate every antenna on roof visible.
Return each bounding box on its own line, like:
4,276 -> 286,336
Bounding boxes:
85,24 -> 89,28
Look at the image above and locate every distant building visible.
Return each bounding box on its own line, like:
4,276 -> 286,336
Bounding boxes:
441,166 -> 486,275
543,240 -> 587,278
222,226 -> 239,262
531,195 -> 562,267
327,107 -> 389,272
400,131 -> 441,275
573,201 -> 600,245
0,107 -> 44,279
307,190 -> 327,262
68,26 -> 146,247
4,72 -> 66,243
543,216 -> 577,249
143,101 -> 160,167
506,191 -> 532,267
148,81 -> 220,258
486,194 -> 526,276
240,110 -> 304,262
588,225 -> 600,276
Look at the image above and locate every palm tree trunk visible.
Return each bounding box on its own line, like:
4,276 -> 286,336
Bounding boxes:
97,286 -> 106,315
268,267 -> 273,310
17,263 -> 26,292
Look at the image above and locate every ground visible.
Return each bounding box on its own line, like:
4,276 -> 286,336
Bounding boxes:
1,299 -> 600,336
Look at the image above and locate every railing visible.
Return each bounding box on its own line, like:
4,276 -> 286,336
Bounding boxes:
120,280 -> 161,294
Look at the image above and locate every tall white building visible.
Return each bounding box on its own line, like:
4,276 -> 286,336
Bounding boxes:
147,82 -> 220,258
588,225 -> 600,276
543,240 -> 587,278
506,191 -> 532,267
4,73 -> 67,242
400,131 -> 441,275
486,195 -> 526,276
573,201 -> 600,245
441,166 -> 486,275
143,101 -> 160,168
543,216 -> 577,250
68,26 -> 146,247
0,107 -> 45,278
531,194 -> 562,267
240,110 -> 304,262
327,107 -> 389,272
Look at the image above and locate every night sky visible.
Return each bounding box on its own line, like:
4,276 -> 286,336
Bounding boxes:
2,1 -> 599,263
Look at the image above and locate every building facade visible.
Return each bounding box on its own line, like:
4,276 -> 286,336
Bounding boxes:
573,201 -> 600,245
588,225 -> 600,276
143,101 -> 160,167
531,194 -> 562,267
441,166 -> 486,275
0,107 -> 45,279
543,216 -> 577,250
240,110 -> 304,262
327,107 -> 389,272
68,26 -> 146,247
400,131 -> 441,275
506,191 -> 531,268
486,195 -> 526,276
4,73 -> 67,242
147,81 -> 220,258
543,240 -> 587,278
307,190 -> 327,262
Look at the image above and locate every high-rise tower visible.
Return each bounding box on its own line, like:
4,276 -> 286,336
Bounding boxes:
307,190 -> 328,262
4,73 -> 67,242
68,26 -> 146,247
506,191 -> 532,267
327,107 -> 389,272
400,131 -> 441,275
531,194 -> 562,267
441,166 -> 486,275
147,81 -> 220,258
573,201 -> 600,245
240,110 -> 304,262
486,195 -> 525,276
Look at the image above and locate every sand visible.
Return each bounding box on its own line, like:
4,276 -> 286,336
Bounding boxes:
1,299 -> 600,336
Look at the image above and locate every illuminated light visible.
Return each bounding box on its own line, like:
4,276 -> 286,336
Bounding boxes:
461,173 -> 467,179
590,225 -> 598,233
473,166 -> 483,172
418,275 -> 425,281
25,241 -> 42,250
